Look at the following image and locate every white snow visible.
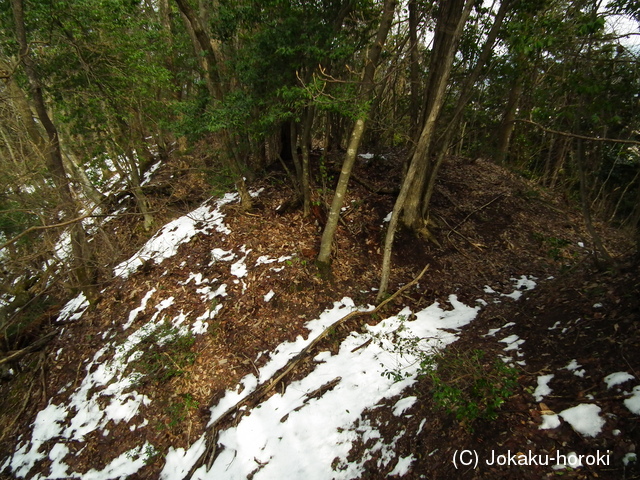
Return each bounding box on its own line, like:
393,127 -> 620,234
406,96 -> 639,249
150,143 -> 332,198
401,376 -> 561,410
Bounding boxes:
552,451 -> 583,470
501,275 -> 537,300
604,371 -> 635,389
124,288 -> 156,330
56,293 -> 90,323
161,296 -> 479,480
500,334 -> 524,351
539,413 -> 561,430
6,184 -> 574,479
114,195 -> 238,278
624,385 -> 640,414
559,404 -> 605,437
484,322 -> 515,337
388,455 -> 415,476
393,396 -> 417,416
563,359 -> 586,378
264,290 -> 275,302
534,374 -> 555,402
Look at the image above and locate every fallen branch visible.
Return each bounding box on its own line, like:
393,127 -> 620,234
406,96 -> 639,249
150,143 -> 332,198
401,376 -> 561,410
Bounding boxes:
181,264 -> 430,479
0,330 -> 57,367
303,376 -> 342,403
446,192 -> 507,241
0,212 -> 94,251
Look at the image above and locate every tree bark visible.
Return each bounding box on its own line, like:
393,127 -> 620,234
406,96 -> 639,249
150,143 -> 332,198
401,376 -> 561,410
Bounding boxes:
496,68 -> 524,165
400,0 -> 474,231
378,0 -> 473,300
317,0 -> 397,266
10,0 -> 96,298
576,138 -> 614,267
10,0 -> 68,191
301,106 -> 314,216
421,0 -> 513,216
408,0 -> 421,140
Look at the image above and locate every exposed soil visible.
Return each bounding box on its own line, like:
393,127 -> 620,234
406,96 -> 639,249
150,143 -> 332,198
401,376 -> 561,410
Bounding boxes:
1,151 -> 638,479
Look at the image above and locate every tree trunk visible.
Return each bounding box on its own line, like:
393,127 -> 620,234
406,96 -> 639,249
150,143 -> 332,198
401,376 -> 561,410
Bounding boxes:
378,0 -> 473,300
10,0 -> 67,189
0,55 -> 48,163
174,0 -> 252,210
316,0 -> 397,267
400,0 -> 474,231
408,0 -> 420,140
289,121 -> 303,192
61,148 -> 106,206
10,0 -> 96,298
422,0 -> 513,216
496,68 -> 524,165
301,106 -> 314,216
576,138 -> 613,267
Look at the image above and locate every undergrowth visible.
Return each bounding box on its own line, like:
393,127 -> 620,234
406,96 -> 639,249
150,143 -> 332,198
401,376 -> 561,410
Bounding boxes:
378,320 -> 518,429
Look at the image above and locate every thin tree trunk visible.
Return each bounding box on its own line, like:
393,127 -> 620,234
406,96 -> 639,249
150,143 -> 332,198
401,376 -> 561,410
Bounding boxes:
10,0 -> 96,298
378,0 -> 473,300
290,121 -> 302,193
550,135 -> 570,189
400,0 -> 474,230
301,106 -> 314,216
61,149 -> 106,206
10,3 -> 67,188
576,138 -> 613,267
0,56 -> 47,162
317,0 -> 397,267
496,68 -> 524,165
408,0 -> 420,140
421,0 -> 512,216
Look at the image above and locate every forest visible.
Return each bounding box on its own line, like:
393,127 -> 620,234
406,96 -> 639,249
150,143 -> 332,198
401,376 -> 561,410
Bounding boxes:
1,0 -> 639,306
1,0 -> 640,478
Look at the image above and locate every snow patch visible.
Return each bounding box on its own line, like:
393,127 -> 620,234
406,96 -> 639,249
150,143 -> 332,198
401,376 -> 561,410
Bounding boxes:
559,404 -> 605,437
604,371 -> 635,389
534,374 -> 555,402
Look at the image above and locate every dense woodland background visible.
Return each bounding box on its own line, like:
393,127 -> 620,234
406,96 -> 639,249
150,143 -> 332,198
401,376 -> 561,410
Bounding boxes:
1,0 -> 639,349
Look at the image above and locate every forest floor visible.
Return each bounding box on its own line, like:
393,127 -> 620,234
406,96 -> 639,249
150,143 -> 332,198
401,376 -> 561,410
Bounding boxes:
0,149 -> 639,479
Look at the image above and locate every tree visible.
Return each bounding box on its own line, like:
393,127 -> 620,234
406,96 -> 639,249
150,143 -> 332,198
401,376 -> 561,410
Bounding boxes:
316,0 -> 398,267
378,0 -> 474,298
7,0 -> 96,296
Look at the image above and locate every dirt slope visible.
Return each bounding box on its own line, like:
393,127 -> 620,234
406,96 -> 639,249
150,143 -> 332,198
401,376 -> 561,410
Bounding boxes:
0,153 -> 637,479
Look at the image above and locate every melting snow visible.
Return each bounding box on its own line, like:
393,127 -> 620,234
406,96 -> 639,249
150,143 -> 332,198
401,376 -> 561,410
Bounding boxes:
534,374 -> 555,402
604,371 -> 635,389
559,404 -> 605,437
2,187 -> 563,479
624,386 -> 640,414
563,359 -> 586,377
114,194 -> 238,278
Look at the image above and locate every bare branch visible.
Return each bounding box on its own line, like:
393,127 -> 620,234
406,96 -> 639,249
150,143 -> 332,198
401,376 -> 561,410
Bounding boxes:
516,118 -> 640,146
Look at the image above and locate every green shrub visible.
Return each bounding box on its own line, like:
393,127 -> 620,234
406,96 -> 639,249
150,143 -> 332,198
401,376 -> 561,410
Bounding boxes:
421,348 -> 519,426
380,323 -> 519,428
131,324 -> 197,385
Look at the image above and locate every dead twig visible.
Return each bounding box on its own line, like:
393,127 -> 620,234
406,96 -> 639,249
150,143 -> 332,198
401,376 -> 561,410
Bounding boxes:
303,377 -> 342,403
351,338 -> 372,353
446,192 -> 507,242
0,330 -> 57,367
